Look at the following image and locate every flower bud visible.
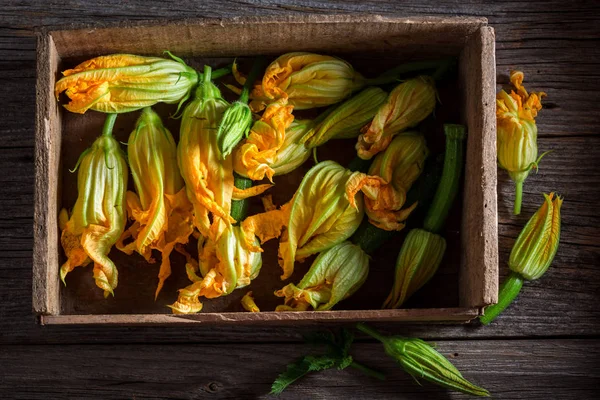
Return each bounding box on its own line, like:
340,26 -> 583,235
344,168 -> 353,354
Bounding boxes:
59,115 -> 127,297
217,101 -> 253,158
116,107 -> 194,298
248,52 -> 365,111
383,228 -> 446,309
357,324 -> 490,397
497,70 -> 547,215
169,225 -> 262,314
278,160 -> 384,280
275,241 -> 369,311
364,131 -> 428,231
356,77 -> 436,159
509,192 -> 562,280
55,52 -> 198,114
302,87 -> 388,148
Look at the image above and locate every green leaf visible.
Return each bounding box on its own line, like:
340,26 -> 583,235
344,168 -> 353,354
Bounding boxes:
270,355 -> 339,395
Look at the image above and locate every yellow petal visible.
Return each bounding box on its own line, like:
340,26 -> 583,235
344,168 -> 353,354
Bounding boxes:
241,291 -> 260,312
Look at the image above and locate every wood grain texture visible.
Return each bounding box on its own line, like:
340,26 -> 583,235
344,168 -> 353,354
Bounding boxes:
459,25 -> 498,308
1,339 -> 599,399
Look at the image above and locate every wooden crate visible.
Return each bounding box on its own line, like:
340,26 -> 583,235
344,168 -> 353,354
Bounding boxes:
33,15 -> 498,325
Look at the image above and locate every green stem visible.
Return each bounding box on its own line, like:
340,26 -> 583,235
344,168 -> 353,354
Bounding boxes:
514,180 -> 523,215
351,220 -> 395,255
211,64 -> 232,80
423,124 -> 466,234
350,361 -> 386,381
230,173 -> 253,222
239,57 -> 267,104
203,65 -> 212,85
366,58 -> 453,86
102,113 -> 118,137
479,272 -> 524,325
356,323 -> 386,343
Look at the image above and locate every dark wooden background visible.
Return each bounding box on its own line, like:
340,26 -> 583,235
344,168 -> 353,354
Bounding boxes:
1,1 -> 599,399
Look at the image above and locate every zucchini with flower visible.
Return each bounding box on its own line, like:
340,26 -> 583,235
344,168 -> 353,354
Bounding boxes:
116,107 -> 194,298
59,114 -> 127,297
497,70 -> 548,215
384,124 -> 465,309
480,192 -> 562,325
356,77 -> 436,160
177,65 -> 270,240
54,53 -> 199,114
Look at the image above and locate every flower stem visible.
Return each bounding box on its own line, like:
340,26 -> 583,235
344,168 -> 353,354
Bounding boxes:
514,180 -> 523,215
350,361 -> 386,381
239,57 -> 267,104
479,271 -> 524,325
212,64 -> 232,80
356,323 -> 386,342
102,113 -> 118,137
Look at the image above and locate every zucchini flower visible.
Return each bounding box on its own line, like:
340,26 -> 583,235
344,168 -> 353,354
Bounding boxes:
216,58 -> 267,158
241,291 -> 260,312
245,52 -> 365,111
54,52 -> 198,114
382,229 -> 446,309
497,70 -> 547,215
383,125 -> 465,308
269,119 -> 313,176
278,160 -> 384,280
364,131 -> 428,231
232,97 -> 295,182
480,193 -> 562,325
356,76 -> 436,159
59,114 -> 127,297
116,108 -> 194,298
178,66 -> 269,241
169,224 -> 262,314
357,324 -> 490,397
301,87 -> 388,148
275,241 -> 369,311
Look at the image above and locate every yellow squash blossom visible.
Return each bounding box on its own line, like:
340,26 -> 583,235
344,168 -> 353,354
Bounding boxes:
275,241 -> 369,311
356,77 -> 436,159
364,132 -> 428,231
232,98 -> 295,182
59,114 -> 127,297
169,225 -> 262,314
116,108 -> 194,298
178,66 -> 270,241
245,52 -> 365,111
277,160 -> 384,280
497,70 -> 547,215
241,291 -> 260,312
269,119 -> 313,176
382,228 -> 446,309
301,87 -> 388,148
55,53 -> 198,114
481,193 -> 562,325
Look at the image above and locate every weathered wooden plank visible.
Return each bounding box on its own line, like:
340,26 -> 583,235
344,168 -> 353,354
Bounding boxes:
0,339 -> 598,399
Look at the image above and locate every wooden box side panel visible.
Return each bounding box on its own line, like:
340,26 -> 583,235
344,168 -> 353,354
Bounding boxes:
33,33 -> 62,315
49,15 -> 487,59
40,308 -> 481,326
458,26 -> 498,308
